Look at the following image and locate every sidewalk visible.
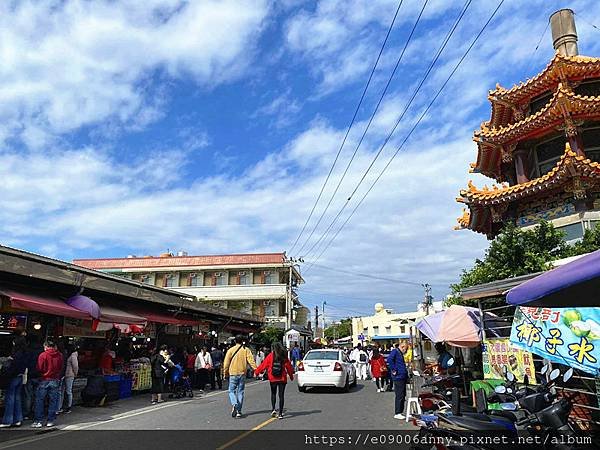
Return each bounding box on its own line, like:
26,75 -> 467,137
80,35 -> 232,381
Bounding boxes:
0,385 -> 230,446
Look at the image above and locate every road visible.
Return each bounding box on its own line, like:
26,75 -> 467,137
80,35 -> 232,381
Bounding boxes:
0,378 -> 416,450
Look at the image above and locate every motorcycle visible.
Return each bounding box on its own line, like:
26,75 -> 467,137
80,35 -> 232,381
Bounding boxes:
411,366 -> 584,450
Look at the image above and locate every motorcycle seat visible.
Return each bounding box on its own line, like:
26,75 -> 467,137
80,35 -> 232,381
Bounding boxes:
440,414 -> 510,432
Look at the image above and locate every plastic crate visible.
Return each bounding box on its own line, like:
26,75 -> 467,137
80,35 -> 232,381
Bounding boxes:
119,379 -> 133,399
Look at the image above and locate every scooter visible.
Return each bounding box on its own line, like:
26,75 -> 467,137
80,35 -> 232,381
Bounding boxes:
411,367 -> 582,450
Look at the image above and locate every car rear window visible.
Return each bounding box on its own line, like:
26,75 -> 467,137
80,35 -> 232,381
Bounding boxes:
304,351 -> 339,360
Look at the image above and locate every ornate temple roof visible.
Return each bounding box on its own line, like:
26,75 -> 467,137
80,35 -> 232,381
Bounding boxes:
472,85 -> 600,181
488,53 -> 600,129
456,143 -> 600,235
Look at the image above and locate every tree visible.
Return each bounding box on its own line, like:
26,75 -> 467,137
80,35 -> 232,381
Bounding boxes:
324,318 -> 352,340
251,326 -> 284,348
449,221 -> 570,306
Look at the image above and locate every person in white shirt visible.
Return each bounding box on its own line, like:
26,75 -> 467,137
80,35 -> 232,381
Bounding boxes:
194,347 -> 213,392
350,344 -> 369,380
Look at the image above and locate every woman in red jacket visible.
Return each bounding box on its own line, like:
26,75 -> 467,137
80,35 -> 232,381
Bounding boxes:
369,348 -> 388,392
254,342 -> 294,419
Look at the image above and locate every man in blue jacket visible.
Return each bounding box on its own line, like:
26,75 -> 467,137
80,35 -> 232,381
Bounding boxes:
387,342 -> 408,419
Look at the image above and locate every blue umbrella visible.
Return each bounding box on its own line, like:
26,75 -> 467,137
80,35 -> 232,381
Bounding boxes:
507,250 -> 600,307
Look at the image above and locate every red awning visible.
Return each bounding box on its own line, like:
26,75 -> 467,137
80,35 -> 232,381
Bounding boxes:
128,309 -> 200,326
0,290 -> 90,320
98,306 -> 147,325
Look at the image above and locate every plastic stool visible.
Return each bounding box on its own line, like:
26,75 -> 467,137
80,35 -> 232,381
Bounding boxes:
405,397 -> 421,422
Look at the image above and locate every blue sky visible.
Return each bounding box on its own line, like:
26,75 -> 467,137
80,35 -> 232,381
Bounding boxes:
2,0 -> 600,321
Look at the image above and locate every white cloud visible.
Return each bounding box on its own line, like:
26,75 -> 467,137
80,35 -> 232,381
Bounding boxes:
0,0 -> 270,146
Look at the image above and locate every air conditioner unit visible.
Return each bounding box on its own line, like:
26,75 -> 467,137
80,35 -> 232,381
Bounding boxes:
215,272 -> 223,277
166,273 -> 174,279
189,273 -> 197,278
238,271 -> 246,276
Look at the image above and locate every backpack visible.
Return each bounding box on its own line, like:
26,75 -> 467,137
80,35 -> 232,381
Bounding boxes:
271,358 -> 283,377
359,353 -> 367,363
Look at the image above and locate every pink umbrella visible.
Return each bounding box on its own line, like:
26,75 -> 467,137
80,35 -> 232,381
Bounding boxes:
416,305 -> 493,348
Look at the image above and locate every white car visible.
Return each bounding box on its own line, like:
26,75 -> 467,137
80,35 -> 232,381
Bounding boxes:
297,349 -> 357,392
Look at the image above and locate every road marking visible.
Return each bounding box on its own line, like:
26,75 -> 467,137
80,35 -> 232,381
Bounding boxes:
0,382 -> 267,450
216,417 -> 277,450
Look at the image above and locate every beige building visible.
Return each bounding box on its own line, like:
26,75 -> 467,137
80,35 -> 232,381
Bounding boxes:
74,252 -> 309,329
351,303 -> 424,348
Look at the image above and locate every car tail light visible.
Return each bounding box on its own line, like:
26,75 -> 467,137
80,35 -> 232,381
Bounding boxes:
334,362 -> 342,371
297,361 -> 304,371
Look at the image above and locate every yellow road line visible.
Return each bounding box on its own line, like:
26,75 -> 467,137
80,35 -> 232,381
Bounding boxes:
216,417 -> 277,450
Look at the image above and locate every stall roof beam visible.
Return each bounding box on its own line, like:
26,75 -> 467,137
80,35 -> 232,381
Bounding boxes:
0,245 -> 263,325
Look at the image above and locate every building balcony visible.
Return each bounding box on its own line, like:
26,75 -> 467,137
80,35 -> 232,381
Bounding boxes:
170,283 -> 287,301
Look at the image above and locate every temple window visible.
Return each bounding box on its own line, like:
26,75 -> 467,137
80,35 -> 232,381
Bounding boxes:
535,135 -> 566,176
556,222 -> 584,242
529,91 -> 552,115
582,127 -> 600,163
574,80 -> 600,97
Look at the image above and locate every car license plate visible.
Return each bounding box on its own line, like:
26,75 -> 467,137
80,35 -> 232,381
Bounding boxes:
315,366 -> 323,372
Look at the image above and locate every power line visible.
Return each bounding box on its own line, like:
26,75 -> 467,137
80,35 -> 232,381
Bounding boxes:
287,0 -> 405,255
294,0 -> 429,257
304,262 -> 426,286
306,0 -> 505,268
527,10 -> 551,73
574,11 -> 600,33
301,0 -> 473,260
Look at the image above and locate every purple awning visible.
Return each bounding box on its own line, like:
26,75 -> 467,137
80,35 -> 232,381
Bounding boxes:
507,250 -> 600,307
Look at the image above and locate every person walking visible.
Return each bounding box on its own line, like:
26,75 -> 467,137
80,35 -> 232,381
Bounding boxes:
32,339 -> 64,428
210,346 -> 223,390
22,335 -> 43,420
195,347 -> 212,392
150,345 -> 172,405
387,342 -> 408,420
223,335 -> 256,418
60,345 -> 79,414
356,345 -> 369,380
290,343 -> 301,372
254,342 -> 293,419
0,337 -> 27,428
369,348 -> 387,393
185,346 -> 197,388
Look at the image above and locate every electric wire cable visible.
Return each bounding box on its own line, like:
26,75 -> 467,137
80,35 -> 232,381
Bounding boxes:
301,0 -> 473,260
305,0 -> 506,270
294,0 -> 430,257
287,0 -> 405,255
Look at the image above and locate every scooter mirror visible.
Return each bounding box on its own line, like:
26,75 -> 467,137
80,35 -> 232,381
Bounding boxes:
540,364 -> 549,375
506,387 -> 513,394
506,371 -> 515,382
447,357 -> 455,367
495,385 -> 506,394
500,402 -> 517,411
549,368 -> 560,381
563,368 -> 574,383
503,365 -> 508,375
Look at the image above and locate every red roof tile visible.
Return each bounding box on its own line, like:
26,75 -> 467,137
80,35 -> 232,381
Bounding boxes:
73,253 -> 286,270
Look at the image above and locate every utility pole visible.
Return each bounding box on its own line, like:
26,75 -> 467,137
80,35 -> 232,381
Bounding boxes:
287,263 -> 293,329
314,306 -> 320,338
421,283 -> 432,316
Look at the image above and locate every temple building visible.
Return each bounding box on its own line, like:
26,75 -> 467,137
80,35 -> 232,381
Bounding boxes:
457,9 -> 600,241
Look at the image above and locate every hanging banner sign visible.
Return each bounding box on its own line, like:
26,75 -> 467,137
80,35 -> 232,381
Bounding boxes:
482,338 -> 537,384
510,306 -> 600,376
63,318 -> 106,339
